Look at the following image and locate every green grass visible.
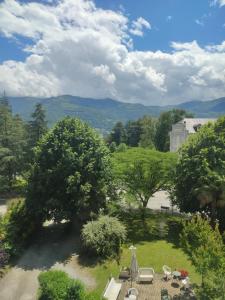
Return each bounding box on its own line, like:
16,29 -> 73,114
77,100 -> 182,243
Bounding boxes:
82,210 -> 201,297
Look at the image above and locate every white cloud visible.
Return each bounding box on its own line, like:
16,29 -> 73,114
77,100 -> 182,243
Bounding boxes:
130,17 -> 151,37
210,0 -> 225,7
195,19 -> 204,26
0,0 -> 225,105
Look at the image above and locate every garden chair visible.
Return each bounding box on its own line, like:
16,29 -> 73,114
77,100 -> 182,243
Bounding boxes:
181,277 -> 190,291
125,288 -> 139,300
137,267 -> 154,283
162,265 -> 172,281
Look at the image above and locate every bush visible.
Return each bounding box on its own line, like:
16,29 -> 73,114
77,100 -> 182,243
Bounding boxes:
0,199 -> 38,256
116,143 -> 127,152
81,215 -> 126,258
38,270 -> 85,300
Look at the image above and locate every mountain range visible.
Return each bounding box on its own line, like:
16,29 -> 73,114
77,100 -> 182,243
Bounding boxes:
9,95 -> 225,133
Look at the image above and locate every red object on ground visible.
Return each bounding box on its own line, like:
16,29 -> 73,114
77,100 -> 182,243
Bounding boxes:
179,270 -> 189,278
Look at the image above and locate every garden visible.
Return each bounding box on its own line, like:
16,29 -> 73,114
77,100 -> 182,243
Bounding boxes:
0,98 -> 224,300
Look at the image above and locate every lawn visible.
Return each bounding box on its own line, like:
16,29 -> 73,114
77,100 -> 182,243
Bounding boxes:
83,210 -> 201,297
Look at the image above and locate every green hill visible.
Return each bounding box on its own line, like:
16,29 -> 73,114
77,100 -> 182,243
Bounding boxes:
9,95 -> 225,133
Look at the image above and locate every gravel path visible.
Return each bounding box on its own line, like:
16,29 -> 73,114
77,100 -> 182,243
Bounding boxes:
0,198 -> 7,216
0,226 -> 96,300
148,191 -> 179,211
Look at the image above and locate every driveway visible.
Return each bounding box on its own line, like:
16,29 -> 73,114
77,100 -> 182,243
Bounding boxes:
0,198 -> 7,216
0,225 -> 95,300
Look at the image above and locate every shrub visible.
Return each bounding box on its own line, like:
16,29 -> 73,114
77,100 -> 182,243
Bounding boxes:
116,143 -> 127,152
38,270 -> 85,300
81,215 -> 126,258
0,199 -> 39,256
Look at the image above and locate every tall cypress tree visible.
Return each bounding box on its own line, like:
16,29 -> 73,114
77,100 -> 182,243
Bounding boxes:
0,93 -> 26,190
28,103 -> 48,148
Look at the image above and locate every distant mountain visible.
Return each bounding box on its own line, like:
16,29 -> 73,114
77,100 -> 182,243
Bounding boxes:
8,95 -> 225,133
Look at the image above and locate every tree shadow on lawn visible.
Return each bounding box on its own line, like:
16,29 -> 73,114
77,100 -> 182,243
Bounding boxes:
14,222 -> 82,271
116,209 -> 183,249
117,209 -> 177,243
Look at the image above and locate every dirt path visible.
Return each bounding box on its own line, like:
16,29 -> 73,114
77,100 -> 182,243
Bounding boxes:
0,198 -> 7,216
0,226 -> 96,300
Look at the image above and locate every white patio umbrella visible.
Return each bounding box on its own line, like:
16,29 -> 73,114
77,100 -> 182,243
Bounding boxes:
129,245 -> 138,287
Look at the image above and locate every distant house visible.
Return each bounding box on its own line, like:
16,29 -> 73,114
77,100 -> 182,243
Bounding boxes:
169,118 -> 216,152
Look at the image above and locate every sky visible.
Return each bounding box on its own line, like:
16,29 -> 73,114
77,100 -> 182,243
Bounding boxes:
0,0 -> 225,105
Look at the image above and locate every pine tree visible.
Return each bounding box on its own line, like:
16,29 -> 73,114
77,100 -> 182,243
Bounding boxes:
28,103 -> 48,148
0,96 -> 26,190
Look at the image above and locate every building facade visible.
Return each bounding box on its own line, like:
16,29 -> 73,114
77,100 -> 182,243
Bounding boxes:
169,118 -> 216,152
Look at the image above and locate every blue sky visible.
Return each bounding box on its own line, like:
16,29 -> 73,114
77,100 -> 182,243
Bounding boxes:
0,0 -> 224,105
95,0 -> 225,51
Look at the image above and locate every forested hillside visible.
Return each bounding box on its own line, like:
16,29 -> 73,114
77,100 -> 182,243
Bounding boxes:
9,95 -> 225,133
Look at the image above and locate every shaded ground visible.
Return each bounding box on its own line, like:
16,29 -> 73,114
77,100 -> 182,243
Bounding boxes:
0,224 -> 96,300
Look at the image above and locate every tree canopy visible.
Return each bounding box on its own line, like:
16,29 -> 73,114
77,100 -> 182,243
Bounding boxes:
107,116 -> 156,149
181,214 -> 225,299
26,117 -> 112,223
112,148 -> 177,210
0,96 -> 27,191
173,116 -> 225,229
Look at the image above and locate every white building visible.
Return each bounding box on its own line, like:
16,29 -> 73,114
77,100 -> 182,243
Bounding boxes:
169,118 -> 216,152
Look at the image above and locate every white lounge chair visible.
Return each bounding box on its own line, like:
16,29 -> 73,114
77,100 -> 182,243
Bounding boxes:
103,277 -> 122,300
162,265 -> 172,280
137,268 -> 154,283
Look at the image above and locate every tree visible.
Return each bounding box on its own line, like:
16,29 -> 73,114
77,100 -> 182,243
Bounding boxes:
28,103 -> 47,148
155,109 -> 193,152
107,122 -> 127,145
26,117 -> 112,223
138,116 -> 156,148
0,91 -> 10,108
123,160 -> 165,209
126,120 -> 142,147
0,98 -> 27,191
180,214 -> 225,299
112,148 -> 177,216
173,116 -> 225,228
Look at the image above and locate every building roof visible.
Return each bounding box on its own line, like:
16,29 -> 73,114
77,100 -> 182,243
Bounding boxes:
179,118 -> 216,133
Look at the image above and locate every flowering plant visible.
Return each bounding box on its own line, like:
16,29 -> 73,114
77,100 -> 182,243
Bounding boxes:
179,269 -> 189,278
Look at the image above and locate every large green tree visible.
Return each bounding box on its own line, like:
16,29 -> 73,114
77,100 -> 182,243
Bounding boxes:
138,116 -> 156,148
181,214 -> 225,299
28,103 -> 48,148
126,120 -> 142,147
173,116 -> 225,228
26,117 -> 112,223
155,109 -> 193,152
0,95 -> 27,190
112,148 -> 177,212
107,122 -> 127,146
